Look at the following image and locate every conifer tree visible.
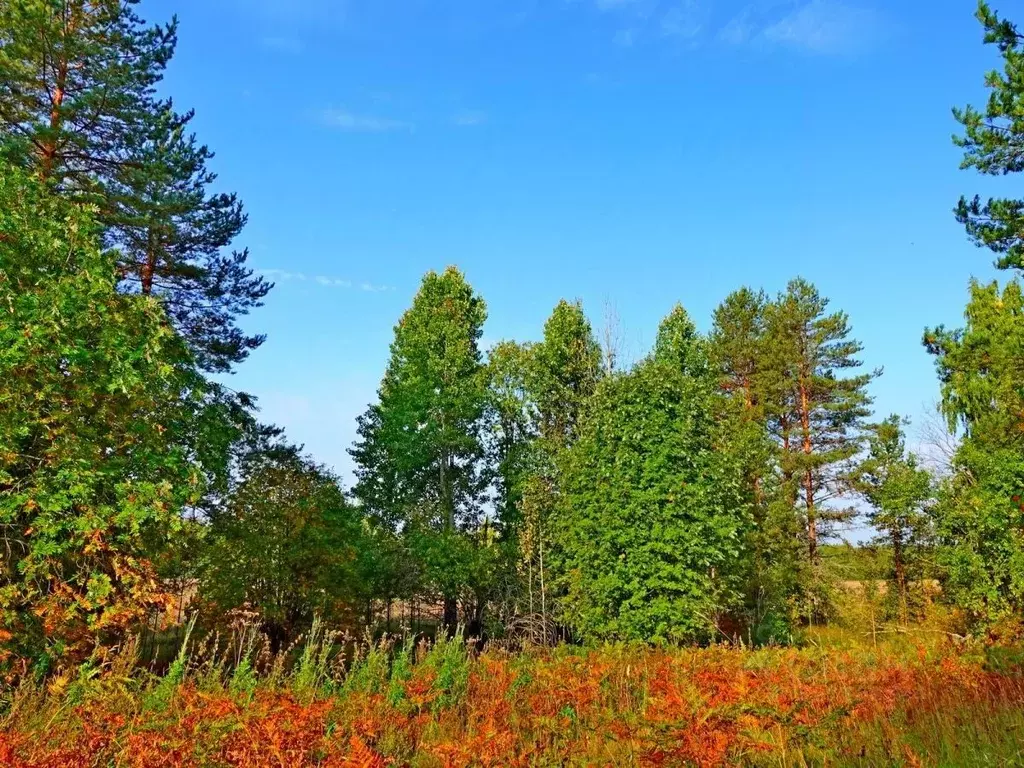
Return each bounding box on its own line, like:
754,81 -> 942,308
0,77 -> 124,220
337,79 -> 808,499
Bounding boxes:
350,267 -> 489,629
855,416 -> 934,622
953,2 -> 1024,272
764,279 -> 877,566
710,289 -> 800,639
0,0 -> 270,372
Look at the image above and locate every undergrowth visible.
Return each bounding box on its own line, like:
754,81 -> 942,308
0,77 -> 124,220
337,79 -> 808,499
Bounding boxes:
1,623 -> 1022,767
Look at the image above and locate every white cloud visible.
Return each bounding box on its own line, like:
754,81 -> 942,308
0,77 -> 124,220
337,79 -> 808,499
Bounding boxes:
452,110 -> 488,127
260,268 -> 307,282
660,1 -> 703,41
359,281 -> 394,293
718,9 -> 754,45
762,0 -> 880,54
259,268 -> 391,292
315,275 -> 352,288
322,108 -> 414,133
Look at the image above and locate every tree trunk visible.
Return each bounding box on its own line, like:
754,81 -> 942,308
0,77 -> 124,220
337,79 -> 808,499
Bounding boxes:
799,380 -> 818,564
443,594 -> 458,633
893,534 -> 908,624
40,59 -> 68,181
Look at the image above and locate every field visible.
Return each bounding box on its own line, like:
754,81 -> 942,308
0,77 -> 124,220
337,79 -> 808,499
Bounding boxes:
2,626 -> 1023,768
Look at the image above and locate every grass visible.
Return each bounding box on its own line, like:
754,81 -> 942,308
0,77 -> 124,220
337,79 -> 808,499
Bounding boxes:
1,626 -> 1022,767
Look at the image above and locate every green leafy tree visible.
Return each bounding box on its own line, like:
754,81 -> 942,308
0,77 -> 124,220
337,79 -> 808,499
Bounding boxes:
201,448 -> 363,650
482,341 -> 538,625
925,280 -> 1024,626
554,306 -> 748,643
855,415 -> 934,622
484,341 -> 536,533
531,300 -> 603,447
519,300 -> 602,624
953,2 -> 1024,272
710,288 -> 801,641
0,0 -> 270,372
350,267 -> 489,629
711,288 -> 769,413
0,166 -> 204,667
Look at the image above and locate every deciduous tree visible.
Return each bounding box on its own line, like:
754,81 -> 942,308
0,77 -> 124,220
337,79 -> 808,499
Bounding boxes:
554,306 -> 748,642
925,280 -> 1024,626
201,448 -> 363,650
350,267 -> 489,630
0,166 -> 205,666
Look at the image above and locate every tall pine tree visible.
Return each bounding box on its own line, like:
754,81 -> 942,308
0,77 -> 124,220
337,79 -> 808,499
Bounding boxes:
0,0 -> 270,372
953,2 -> 1024,272
764,279 -> 876,567
710,288 -> 801,640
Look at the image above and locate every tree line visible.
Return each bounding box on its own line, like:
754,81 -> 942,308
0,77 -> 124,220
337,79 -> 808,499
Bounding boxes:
1,0 -> 1023,671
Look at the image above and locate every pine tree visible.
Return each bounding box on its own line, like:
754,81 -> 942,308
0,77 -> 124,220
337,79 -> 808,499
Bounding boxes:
350,267 -> 489,629
764,279 -> 877,567
710,288 -> 801,640
855,416 -> 934,622
953,2 -> 1024,272
0,0 -> 270,371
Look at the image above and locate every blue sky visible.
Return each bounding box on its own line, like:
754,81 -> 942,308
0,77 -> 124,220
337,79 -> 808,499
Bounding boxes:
156,0 -> 1006,492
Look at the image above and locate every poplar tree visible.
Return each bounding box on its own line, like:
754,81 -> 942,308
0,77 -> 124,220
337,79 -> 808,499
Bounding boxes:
519,300 -> 601,624
531,300 -> 603,447
485,341 -> 536,533
711,288 -> 769,413
0,0 -> 270,372
350,267 -> 489,629
555,306 -> 747,642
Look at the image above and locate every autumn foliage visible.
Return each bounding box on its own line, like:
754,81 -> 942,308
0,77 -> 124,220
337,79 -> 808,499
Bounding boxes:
2,634 -> 1022,767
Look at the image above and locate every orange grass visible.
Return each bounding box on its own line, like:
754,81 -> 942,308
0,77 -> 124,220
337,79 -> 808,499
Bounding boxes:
1,641 -> 1022,767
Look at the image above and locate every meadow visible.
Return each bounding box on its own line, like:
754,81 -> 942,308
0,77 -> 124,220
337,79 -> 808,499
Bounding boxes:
2,620 -> 1023,768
